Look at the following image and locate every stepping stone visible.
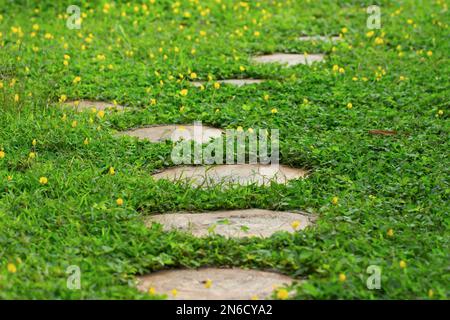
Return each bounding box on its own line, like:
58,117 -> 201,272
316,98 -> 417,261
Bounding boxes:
152,164 -> 307,187
118,125 -> 224,143
297,35 -> 341,42
146,209 -> 312,238
63,100 -> 124,111
251,53 -> 325,66
137,268 -> 295,300
191,79 -> 265,87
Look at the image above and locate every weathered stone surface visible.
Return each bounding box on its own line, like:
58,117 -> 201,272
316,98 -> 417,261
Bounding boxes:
146,209 -> 312,238
63,100 -> 124,111
297,35 -> 341,42
136,268 -> 295,300
251,53 -> 325,66
191,79 -> 264,87
152,164 -> 307,187
119,125 -> 224,143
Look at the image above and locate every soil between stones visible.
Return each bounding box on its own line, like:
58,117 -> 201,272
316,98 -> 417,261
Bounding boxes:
251,53 -> 325,66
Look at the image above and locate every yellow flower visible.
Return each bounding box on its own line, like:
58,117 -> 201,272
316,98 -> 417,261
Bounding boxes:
239,66 -> 246,71
204,279 -> 212,289
109,167 -> 115,175
32,24 -> 40,31
407,19 -> 414,25
427,50 -> 433,57
347,103 -> 353,109
59,95 -> 67,103
374,37 -> 384,45
148,287 -> 156,295
73,76 -> 81,84
190,72 -> 197,79
7,175 -> 12,181
437,110 -> 443,116
271,108 -> 278,114
291,220 -> 300,230
83,138 -> 89,145
341,27 -> 348,34
180,89 -> 188,96
171,289 -> 178,297
399,76 -> 406,81
14,94 -> 20,102
366,31 -> 374,38
254,31 -> 260,37
7,263 -> 17,273
0,150 -> 5,159
251,295 -> 259,300
332,65 -> 339,72
116,198 -> 124,206
387,228 -> 394,237
332,196 -> 339,205
399,260 -> 407,269
264,94 -> 270,101
150,98 -> 157,105
39,176 -> 48,185
0,81 -> 3,89
338,67 -> 345,74
71,120 -> 78,128
32,139 -> 37,146
339,273 -> 346,282
97,110 -> 105,118
428,289 -> 434,298
28,152 -> 36,159
214,82 -> 221,89
276,289 -> 289,300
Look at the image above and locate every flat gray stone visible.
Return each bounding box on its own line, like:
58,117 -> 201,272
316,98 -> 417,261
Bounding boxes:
146,209 -> 312,238
297,35 -> 341,42
152,164 -> 307,187
63,100 -> 124,111
118,125 -> 224,144
191,79 -> 265,87
251,53 -> 325,66
136,268 -> 295,300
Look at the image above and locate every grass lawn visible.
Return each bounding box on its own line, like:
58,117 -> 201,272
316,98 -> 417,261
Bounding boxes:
0,0 -> 448,299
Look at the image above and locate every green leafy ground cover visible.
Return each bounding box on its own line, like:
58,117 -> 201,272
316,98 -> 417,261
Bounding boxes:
0,0 -> 449,299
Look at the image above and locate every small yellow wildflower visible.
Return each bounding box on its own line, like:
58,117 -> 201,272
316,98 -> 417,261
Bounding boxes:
28,152 -> 36,159
239,66 -> 246,71
180,89 -> 188,96
264,94 -> 270,101
214,82 -> 221,89
73,76 -> 81,84
39,177 -> 48,185
437,110 -> 443,116
339,273 -> 347,282
109,167 -> 115,175
251,295 -> 259,300
291,220 -> 300,230
171,289 -> 178,297
116,198 -> 124,206
7,263 -> 17,273
71,120 -> 78,128
148,287 -> 156,295
0,150 -> 5,159
399,260 -> 407,269
387,228 -> 394,237
428,289 -> 434,298
341,27 -> 348,34
97,110 -> 105,118
347,103 -> 353,109
332,196 -> 339,205
84,138 -> 89,145
276,289 -> 289,300
332,65 -> 339,72
59,95 -> 67,103
254,31 -> 260,37
14,94 -> 20,102
366,31 -> 375,38
338,67 -> 345,74
427,50 -> 433,57
32,139 -> 37,146
204,279 -> 212,289
0,81 -> 3,89
190,72 -> 197,79
271,108 -> 278,114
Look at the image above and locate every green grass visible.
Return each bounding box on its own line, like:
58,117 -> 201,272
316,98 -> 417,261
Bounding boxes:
0,0 -> 449,299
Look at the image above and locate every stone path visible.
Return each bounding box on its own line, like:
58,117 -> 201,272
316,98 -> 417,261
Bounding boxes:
137,268 -> 295,300
191,79 -> 265,87
146,209 -> 312,238
63,100 -> 124,111
251,53 -> 325,66
118,125 -> 224,143
152,164 -> 307,188
297,35 -> 341,42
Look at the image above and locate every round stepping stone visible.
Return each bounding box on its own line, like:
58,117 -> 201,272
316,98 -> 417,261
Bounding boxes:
146,209 -> 312,238
118,125 -> 224,143
191,79 -> 265,87
251,53 -> 324,66
63,100 -> 124,111
136,268 -> 295,300
297,35 -> 341,42
152,164 -> 307,187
